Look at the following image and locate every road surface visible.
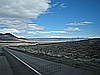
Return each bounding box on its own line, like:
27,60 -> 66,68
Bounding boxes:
2,46 -> 99,75
1,46 -> 40,75
0,46 -> 13,75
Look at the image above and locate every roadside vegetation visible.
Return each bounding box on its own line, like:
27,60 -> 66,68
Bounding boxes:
7,38 -> 100,72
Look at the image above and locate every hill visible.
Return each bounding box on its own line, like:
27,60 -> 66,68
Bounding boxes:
0,33 -> 19,41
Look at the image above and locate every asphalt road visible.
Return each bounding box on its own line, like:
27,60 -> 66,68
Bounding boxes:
3,47 -> 99,75
0,46 -> 13,75
3,48 -> 39,75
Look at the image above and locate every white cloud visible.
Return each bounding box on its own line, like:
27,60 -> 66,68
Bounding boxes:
48,34 -> 69,38
0,18 -> 45,31
0,0 -> 51,19
64,27 -> 81,31
27,30 -> 66,34
49,35 -> 62,38
15,35 -> 26,38
52,2 -> 67,9
59,3 -> 67,9
0,0 -> 51,34
50,31 -> 66,33
28,24 -> 45,30
66,21 -> 93,26
27,31 -> 50,34
0,28 -> 20,33
52,2 -> 59,7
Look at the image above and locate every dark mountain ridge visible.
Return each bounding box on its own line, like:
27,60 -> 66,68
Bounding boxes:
0,33 -> 18,41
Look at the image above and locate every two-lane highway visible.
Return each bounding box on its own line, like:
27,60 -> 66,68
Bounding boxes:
3,47 -> 40,75
0,46 -> 13,75
3,46 -> 99,75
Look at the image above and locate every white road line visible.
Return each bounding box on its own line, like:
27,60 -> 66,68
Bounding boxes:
5,49 -> 42,75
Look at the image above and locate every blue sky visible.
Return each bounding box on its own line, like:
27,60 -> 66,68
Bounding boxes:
0,0 -> 100,38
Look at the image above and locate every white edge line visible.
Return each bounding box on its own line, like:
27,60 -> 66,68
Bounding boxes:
5,49 -> 42,75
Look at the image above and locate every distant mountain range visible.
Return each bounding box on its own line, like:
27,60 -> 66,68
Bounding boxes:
0,33 -> 99,41
27,38 -> 89,41
0,33 -> 19,41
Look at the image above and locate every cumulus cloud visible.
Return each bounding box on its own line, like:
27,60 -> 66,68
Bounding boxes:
0,18 -> 45,34
64,27 -> 81,31
0,0 -> 51,19
0,0 -> 51,34
66,21 -> 93,26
